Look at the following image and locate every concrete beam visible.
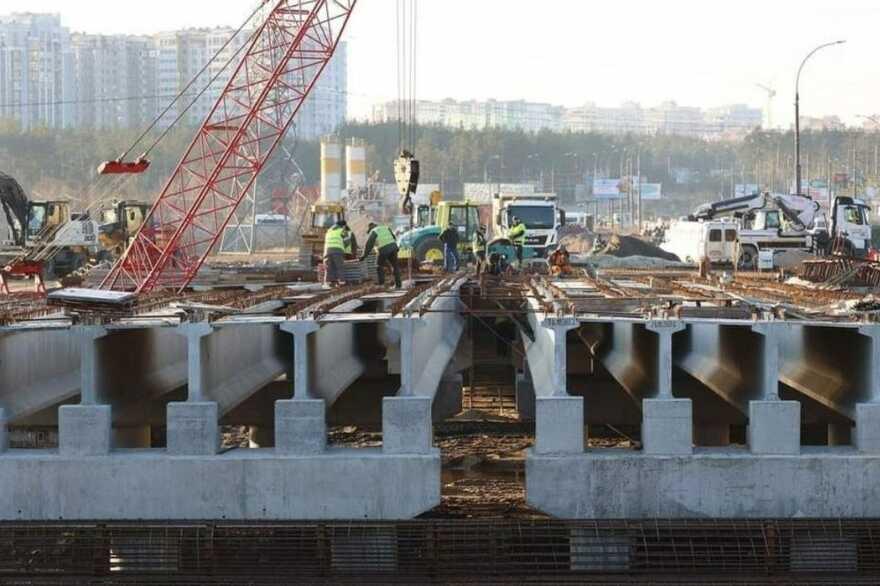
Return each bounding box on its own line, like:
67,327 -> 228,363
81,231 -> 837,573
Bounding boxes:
523,312 -> 579,397
0,450 -> 439,520
527,449 -> 880,519
750,323 -> 800,455
388,311 -> 464,399
281,320 -> 365,406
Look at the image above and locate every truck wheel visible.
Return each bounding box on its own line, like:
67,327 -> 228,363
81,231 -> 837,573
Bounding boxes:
415,237 -> 444,264
738,245 -> 758,270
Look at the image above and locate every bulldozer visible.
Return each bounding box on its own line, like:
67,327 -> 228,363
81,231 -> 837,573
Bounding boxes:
299,201 -> 347,268
96,200 -> 151,260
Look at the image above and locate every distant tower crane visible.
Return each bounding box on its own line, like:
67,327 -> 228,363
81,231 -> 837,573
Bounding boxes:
99,0 -> 357,294
756,83 -> 777,129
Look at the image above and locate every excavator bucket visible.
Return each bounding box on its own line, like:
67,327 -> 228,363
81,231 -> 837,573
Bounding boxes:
97,159 -> 151,175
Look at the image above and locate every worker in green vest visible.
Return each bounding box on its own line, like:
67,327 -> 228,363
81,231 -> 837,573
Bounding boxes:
342,225 -> 358,259
472,225 -> 487,275
507,216 -> 526,267
360,222 -> 402,288
323,220 -> 347,286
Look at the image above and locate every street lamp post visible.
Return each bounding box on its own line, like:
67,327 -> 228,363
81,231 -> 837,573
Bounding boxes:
795,40 -> 845,197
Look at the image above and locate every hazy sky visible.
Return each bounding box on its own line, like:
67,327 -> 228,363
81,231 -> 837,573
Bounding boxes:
3,0 -> 876,125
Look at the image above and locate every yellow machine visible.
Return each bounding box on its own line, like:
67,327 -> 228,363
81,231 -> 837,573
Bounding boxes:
300,202 -> 346,267
97,200 -> 151,259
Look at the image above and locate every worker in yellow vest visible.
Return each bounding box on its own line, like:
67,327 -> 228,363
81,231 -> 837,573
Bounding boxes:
360,222 -> 402,288
323,220 -> 347,286
507,216 -> 526,267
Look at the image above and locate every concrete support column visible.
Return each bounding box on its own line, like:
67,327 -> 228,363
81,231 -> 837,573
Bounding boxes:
642,399 -> 693,455
277,321 -> 326,454
275,399 -> 326,454
546,320 -> 579,397
643,322 -> 691,455
383,396 -> 433,454
0,408 -> 7,452
530,319 -> 581,454
535,396 -> 584,454
749,323 -> 800,455
856,326 -> 880,453
60,326 -> 111,456
281,321 -> 321,400
515,368 -> 536,421
167,323 -> 219,456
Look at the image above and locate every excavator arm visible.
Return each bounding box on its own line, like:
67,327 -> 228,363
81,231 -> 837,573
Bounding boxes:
0,172 -> 29,246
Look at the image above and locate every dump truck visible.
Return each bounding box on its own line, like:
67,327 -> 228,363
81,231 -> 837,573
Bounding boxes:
491,192 -> 565,259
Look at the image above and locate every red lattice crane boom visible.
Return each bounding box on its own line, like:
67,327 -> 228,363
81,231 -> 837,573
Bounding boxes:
102,0 -> 357,293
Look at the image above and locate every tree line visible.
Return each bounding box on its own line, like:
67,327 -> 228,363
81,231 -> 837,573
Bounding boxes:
1,118 -> 878,214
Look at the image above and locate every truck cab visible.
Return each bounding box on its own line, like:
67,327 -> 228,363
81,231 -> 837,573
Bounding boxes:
25,201 -> 71,246
492,193 -> 564,259
831,196 -> 872,257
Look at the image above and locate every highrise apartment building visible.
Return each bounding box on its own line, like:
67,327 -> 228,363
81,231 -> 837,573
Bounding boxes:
375,97 -> 763,139
0,13 -> 74,130
0,13 -> 348,138
71,34 -> 156,130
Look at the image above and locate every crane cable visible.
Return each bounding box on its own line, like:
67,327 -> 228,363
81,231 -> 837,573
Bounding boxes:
117,0 -> 271,162
31,0 -> 272,271
395,0 -> 418,155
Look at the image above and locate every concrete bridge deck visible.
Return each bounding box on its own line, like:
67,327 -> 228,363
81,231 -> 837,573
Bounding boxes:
0,270 -> 879,520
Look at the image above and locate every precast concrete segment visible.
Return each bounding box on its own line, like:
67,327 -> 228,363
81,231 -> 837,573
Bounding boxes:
645,321 -> 686,399
858,325 -> 880,403
281,320 -> 365,406
779,324 -> 871,420
856,326 -> 880,453
388,311 -> 465,399
587,321 -> 657,402
674,324 -> 765,414
526,448 -> 880,519
523,300 -> 579,397
0,329 -> 79,421
0,449 -> 440,520
184,323 -> 288,414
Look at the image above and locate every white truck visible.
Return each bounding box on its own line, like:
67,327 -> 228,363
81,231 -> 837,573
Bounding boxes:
491,192 -> 565,259
661,192 -> 872,268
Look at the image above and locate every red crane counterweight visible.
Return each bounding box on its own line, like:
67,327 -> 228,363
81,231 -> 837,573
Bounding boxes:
97,158 -> 151,176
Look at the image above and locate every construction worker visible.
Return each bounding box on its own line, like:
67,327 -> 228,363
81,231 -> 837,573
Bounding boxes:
323,220 -> 347,287
342,226 -> 358,260
472,225 -> 487,275
508,216 -> 526,267
439,221 -> 460,273
360,222 -> 403,289
549,244 -> 573,277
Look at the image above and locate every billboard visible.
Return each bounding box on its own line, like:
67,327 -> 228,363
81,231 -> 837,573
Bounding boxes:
640,183 -> 662,200
735,184 -> 760,197
593,178 -> 622,199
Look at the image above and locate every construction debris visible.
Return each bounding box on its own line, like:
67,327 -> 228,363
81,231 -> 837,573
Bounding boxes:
591,233 -> 680,262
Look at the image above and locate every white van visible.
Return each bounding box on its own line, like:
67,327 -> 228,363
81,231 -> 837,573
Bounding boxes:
661,219 -> 738,264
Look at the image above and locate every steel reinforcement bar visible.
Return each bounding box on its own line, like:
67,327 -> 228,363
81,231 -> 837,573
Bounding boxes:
0,519 -> 878,584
